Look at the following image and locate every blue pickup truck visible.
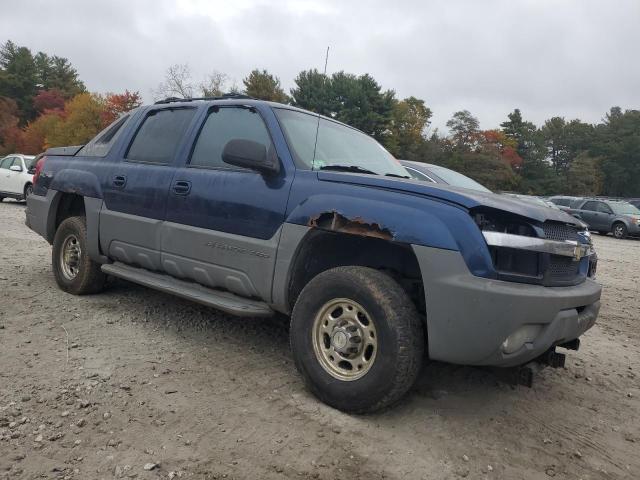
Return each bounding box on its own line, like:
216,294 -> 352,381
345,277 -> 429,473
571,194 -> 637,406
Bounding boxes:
26,96 -> 601,412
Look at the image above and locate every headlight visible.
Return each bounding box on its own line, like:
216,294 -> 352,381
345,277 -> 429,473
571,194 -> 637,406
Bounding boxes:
472,209 -> 594,286
473,211 -> 536,237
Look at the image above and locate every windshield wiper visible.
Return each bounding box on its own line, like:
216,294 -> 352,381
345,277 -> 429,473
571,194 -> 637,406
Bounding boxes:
319,165 -> 378,175
385,173 -> 410,179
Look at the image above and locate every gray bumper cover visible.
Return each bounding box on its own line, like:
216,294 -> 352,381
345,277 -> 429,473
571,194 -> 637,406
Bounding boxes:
413,245 -> 602,367
26,192 -> 53,242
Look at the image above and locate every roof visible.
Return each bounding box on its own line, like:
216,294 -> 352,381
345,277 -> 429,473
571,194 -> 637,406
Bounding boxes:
1,153 -> 36,159
149,95 -> 358,131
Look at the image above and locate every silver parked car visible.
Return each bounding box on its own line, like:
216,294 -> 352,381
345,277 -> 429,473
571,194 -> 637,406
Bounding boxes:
566,198 -> 640,239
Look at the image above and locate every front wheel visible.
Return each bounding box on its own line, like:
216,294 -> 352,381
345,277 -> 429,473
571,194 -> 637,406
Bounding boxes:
52,216 -> 106,295
23,183 -> 33,200
290,266 -> 424,413
612,222 -> 627,239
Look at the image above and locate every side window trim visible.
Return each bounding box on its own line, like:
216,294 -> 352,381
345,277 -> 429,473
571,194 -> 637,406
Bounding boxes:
405,166 -> 436,183
186,105 -> 275,172
124,106 -> 198,166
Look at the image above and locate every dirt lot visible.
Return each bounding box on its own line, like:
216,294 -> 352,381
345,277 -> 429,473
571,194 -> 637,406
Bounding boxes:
0,200 -> 638,480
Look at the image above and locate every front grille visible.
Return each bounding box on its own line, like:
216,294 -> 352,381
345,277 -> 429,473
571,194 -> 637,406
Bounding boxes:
548,256 -> 580,280
543,222 -> 579,242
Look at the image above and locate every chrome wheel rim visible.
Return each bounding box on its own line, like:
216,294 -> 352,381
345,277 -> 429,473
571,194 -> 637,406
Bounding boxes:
614,225 -> 624,238
25,185 -> 33,197
60,234 -> 81,280
312,298 -> 378,381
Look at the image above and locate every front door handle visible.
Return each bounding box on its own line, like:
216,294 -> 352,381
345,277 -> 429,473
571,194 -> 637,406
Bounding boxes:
113,175 -> 127,188
172,180 -> 191,195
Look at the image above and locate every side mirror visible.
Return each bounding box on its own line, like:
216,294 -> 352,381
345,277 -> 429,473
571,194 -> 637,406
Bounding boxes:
222,139 -> 279,175
9,165 -> 22,172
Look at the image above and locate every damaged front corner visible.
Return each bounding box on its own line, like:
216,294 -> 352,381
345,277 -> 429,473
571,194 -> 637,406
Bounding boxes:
307,211 -> 394,241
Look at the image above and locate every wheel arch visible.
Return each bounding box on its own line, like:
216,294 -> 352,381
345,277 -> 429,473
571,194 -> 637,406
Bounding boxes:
50,192 -> 107,262
278,224 -> 425,318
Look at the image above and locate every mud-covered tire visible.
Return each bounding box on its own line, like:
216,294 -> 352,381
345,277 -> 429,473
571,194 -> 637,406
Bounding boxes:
612,222 -> 627,239
290,266 -> 424,413
52,216 -> 106,295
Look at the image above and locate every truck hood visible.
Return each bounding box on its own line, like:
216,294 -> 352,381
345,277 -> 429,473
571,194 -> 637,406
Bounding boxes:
318,171 -> 584,227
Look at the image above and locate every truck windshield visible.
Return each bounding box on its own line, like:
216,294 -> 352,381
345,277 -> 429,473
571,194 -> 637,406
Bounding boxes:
274,108 -> 408,177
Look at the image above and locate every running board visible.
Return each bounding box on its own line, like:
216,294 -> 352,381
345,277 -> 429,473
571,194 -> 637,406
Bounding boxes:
101,262 -> 273,317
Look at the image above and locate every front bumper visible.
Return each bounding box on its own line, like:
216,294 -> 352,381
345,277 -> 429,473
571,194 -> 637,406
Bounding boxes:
413,245 -> 602,367
626,222 -> 640,236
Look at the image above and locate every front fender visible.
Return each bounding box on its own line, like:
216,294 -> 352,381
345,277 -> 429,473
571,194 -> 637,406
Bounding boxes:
286,193 -> 459,250
284,172 -> 496,279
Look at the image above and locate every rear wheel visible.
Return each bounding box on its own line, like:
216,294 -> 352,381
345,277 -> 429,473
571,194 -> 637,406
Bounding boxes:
52,216 -> 106,295
612,222 -> 627,239
290,266 -> 424,413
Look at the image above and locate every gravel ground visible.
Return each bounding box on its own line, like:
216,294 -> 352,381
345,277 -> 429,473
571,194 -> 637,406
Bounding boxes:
1,199 -> 639,480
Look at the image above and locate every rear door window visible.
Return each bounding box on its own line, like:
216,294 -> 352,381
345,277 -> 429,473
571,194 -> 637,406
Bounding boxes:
0,157 -> 14,169
597,202 -> 613,214
582,201 -> 599,211
189,107 -> 273,169
126,108 -> 196,165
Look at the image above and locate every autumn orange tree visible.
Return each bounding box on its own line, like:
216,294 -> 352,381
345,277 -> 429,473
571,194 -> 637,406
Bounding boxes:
17,90 -> 142,154
0,97 -> 22,154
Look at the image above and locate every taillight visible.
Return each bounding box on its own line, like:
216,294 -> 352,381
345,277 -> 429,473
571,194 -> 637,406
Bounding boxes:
33,156 -> 47,186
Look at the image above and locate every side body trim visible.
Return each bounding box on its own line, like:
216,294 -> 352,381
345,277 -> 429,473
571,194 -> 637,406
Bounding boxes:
270,223 -> 311,314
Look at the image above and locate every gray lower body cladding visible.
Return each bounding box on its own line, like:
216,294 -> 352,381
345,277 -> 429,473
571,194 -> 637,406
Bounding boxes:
413,244 -> 602,367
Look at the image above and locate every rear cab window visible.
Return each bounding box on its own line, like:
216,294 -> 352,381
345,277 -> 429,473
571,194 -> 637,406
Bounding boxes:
126,108 -> 196,165
79,114 -> 133,157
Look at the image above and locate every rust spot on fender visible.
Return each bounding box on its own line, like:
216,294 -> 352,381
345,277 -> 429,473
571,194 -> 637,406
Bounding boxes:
307,211 -> 394,241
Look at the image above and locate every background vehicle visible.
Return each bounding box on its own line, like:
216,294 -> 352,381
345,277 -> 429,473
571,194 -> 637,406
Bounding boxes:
548,195 -> 583,212
567,198 -> 640,238
0,154 -> 36,202
26,97 -> 601,413
627,198 -> 640,209
502,193 -> 561,210
399,160 -> 492,193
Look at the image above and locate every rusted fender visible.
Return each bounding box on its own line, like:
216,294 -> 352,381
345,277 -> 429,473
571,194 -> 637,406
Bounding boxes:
286,193 -> 469,251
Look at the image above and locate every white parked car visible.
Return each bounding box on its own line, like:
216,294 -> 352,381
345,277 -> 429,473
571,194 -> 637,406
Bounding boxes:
0,154 -> 37,202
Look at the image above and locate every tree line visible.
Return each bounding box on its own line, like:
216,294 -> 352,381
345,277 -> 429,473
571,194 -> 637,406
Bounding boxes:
1,40 -> 638,197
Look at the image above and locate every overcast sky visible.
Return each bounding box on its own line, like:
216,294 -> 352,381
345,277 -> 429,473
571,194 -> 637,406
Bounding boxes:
2,0 -> 638,131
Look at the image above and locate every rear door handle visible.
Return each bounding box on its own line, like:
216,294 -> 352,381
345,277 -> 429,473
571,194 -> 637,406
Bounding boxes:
113,175 -> 127,188
172,180 -> 191,195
